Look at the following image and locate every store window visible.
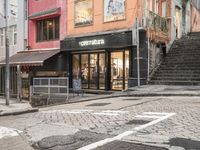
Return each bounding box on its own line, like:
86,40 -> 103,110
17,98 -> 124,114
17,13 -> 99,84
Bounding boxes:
104,0 -> 126,22
75,0 -> 93,26
36,17 -> 59,42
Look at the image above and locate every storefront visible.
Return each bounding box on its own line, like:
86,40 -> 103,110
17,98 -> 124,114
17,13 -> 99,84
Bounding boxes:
61,31 -> 134,90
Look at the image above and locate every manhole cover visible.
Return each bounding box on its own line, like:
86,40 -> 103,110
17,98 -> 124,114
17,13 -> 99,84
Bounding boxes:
126,119 -> 150,125
86,103 -> 111,106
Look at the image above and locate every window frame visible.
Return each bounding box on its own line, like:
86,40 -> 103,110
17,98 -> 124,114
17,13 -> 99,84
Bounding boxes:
36,17 -> 60,42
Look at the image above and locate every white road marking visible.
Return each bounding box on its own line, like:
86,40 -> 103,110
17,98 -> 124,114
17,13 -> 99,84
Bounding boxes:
134,115 -> 161,119
0,126 -> 23,139
93,112 -> 119,116
102,110 -> 128,114
78,112 -> 176,150
143,112 -> 171,115
41,109 -> 127,116
41,109 -> 94,114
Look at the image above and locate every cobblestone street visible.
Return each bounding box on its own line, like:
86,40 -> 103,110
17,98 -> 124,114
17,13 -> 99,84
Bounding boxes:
0,96 -> 200,149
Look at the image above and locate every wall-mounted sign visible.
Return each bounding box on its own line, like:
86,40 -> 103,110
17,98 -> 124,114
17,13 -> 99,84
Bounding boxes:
79,39 -> 105,47
104,0 -> 126,22
61,31 -> 132,51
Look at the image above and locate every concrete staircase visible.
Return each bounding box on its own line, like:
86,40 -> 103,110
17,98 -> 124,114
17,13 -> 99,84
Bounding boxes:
150,32 -> 200,85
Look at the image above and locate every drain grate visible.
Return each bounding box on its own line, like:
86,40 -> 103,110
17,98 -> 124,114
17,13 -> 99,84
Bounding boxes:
126,119 -> 150,125
86,103 -> 111,107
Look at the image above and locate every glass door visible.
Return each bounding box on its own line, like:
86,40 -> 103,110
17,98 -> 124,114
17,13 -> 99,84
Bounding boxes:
111,52 -> 124,90
110,50 -> 129,90
89,54 -> 98,89
99,53 -> 105,89
73,52 -> 106,90
81,54 -> 89,88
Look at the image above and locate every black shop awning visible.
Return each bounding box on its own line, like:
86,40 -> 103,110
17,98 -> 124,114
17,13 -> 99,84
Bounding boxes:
0,49 -> 60,66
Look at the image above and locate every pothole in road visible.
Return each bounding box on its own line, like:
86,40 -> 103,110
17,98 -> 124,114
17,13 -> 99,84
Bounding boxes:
126,119 -> 151,125
33,130 -> 111,150
95,140 -> 168,150
86,103 -> 111,107
167,138 -> 200,150
123,98 -> 141,101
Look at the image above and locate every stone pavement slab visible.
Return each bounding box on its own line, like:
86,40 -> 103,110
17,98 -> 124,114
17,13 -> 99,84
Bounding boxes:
0,97 -> 38,116
0,134 -> 33,150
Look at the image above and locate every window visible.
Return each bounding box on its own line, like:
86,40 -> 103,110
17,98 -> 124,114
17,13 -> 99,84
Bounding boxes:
36,17 -> 59,42
155,0 -> 159,14
24,0 -> 28,20
8,27 -> 13,45
0,29 -> 4,47
13,26 -> 17,45
162,0 -> 166,17
75,0 -> 93,26
147,0 -> 153,11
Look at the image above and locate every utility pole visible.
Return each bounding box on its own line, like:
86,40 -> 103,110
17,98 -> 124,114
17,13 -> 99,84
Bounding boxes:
4,0 -> 10,105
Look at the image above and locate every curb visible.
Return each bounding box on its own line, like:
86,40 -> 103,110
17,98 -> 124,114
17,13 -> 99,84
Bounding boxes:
0,108 -> 39,116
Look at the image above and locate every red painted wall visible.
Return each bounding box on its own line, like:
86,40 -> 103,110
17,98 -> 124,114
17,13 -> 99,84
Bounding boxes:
28,0 -> 67,50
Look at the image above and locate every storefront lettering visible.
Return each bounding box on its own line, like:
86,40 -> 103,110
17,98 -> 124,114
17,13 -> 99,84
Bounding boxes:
79,39 -> 105,47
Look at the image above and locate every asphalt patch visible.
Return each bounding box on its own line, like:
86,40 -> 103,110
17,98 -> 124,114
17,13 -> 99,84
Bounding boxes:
86,103 -> 111,107
126,119 -> 150,125
33,130 -> 110,150
95,140 -> 168,150
168,138 -> 200,150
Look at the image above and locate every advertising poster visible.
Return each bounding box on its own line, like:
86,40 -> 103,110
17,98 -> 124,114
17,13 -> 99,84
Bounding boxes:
104,0 -> 126,22
75,0 -> 93,26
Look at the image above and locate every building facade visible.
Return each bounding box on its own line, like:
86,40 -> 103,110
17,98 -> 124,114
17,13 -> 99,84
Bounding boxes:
0,0 -> 28,96
61,0 -> 191,91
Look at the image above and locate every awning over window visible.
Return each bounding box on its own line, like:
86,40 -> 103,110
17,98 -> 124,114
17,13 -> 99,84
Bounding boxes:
29,7 -> 61,20
0,50 -> 60,66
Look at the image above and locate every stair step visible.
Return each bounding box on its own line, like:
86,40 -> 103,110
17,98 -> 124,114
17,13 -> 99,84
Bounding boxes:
151,77 -> 200,81
149,80 -> 200,86
150,32 -> 200,86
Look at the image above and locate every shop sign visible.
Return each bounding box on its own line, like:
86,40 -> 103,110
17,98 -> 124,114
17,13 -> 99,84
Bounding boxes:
79,39 -> 105,47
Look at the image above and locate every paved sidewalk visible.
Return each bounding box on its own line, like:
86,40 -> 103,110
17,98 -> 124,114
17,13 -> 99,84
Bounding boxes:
112,85 -> 200,97
0,97 -> 38,116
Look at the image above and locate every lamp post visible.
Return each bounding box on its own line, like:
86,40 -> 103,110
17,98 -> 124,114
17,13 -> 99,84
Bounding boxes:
4,0 -> 10,105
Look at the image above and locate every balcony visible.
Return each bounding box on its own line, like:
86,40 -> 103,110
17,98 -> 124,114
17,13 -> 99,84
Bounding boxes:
146,10 -> 169,35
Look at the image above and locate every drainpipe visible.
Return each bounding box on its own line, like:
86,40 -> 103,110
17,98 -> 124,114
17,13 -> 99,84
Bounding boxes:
17,65 -> 22,101
136,18 -> 140,87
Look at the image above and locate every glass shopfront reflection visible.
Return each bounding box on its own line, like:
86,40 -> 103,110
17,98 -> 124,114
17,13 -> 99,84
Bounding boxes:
111,50 -> 129,90
72,52 -> 105,89
72,49 -> 129,90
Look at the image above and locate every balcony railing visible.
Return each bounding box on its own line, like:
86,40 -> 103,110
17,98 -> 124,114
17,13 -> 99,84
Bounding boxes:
146,10 -> 168,34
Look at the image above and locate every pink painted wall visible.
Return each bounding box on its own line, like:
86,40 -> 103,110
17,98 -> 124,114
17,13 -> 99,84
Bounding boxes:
28,0 -> 67,50
190,4 -> 200,32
